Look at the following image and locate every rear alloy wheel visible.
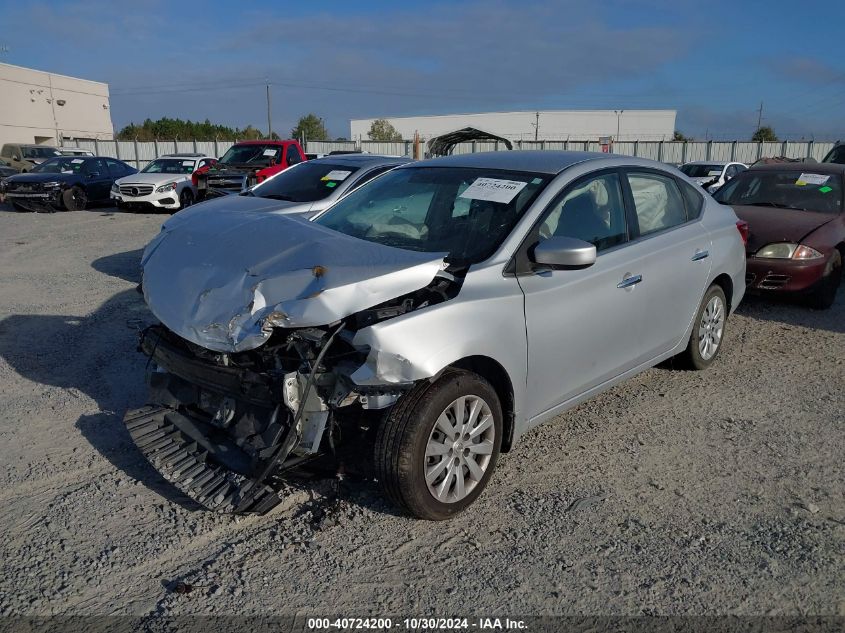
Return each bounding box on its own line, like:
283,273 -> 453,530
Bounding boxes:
62,186 -> 88,211
807,250 -> 841,310
374,369 -> 503,520
178,188 -> 194,210
680,284 -> 727,370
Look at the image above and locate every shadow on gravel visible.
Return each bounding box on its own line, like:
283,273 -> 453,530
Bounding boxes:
0,289 -> 199,511
92,248 -> 144,283
735,292 -> 845,334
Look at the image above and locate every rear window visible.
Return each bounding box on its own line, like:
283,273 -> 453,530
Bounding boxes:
248,161 -> 361,203
714,170 -> 843,214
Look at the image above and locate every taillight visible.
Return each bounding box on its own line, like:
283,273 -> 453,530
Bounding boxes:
736,220 -> 749,245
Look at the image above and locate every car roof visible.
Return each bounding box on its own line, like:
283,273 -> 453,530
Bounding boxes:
682,160 -> 733,166
308,154 -> 413,168
161,153 -> 213,159
748,162 -> 845,174
402,150 -> 634,175
232,140 -> 295,145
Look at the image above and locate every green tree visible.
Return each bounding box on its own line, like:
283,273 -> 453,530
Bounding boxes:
752,126 -> 778,142
290,114 -> 329,142
367,118 -> 402,142
115,117 -> 269,141
673,130 -> 690,141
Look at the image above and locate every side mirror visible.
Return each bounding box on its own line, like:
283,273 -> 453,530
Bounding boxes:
531,236 -> 597,269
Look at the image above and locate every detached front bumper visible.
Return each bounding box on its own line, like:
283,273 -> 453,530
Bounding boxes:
745,256 -> 828,294
4,190 -> 63,210
124,326 -> 300,514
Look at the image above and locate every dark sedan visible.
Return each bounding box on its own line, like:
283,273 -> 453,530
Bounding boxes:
713,163 -> 844,309
1,156 -> 136,212
0,159 -> 16,179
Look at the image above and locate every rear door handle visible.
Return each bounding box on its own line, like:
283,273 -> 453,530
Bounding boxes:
691,249 -> 710,261
617,274 -> 643,289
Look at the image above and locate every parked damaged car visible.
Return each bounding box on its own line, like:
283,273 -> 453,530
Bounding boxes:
714,162 -> 844,309
197,140 -> 306,198
126,151 -> 746,520
204,154 -> 411,217
1,156 -> 136,211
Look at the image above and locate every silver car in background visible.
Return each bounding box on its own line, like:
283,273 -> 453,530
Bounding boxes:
127,151 -> 747,520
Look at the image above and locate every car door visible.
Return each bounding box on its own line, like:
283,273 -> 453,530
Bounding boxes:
84,158 -> 111,200
621,169 -> 712,358
516,169 -> 653,419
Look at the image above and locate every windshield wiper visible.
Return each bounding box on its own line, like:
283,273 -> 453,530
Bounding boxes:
261,194 -> 296,201
747,201 -> 811,212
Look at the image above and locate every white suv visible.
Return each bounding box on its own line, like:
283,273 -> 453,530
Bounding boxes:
111,153 -> 217,211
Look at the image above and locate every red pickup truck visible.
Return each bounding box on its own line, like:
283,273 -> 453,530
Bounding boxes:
196,139 -> 307,197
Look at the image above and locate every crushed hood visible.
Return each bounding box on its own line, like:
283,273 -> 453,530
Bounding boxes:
141,206 -> 446,353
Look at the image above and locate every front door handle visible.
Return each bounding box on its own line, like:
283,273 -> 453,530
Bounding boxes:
691,249 -> 710,261
617,274 -> 643,289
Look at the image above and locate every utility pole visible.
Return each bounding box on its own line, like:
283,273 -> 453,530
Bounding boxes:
532,111 -> 540,141
614,110 -> 624,142
266,83 -> 272,139
755,101 -> 763,136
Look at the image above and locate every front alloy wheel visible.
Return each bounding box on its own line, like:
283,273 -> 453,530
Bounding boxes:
375,369 -> 503,520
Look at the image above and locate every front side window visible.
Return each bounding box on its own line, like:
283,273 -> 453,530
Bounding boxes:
538,172 -> 627,251
84,159 -> 107,177
713,170 -> 843,214
286,145 -> 303,166
627,172 -> 688,236
315,167 -> 550,265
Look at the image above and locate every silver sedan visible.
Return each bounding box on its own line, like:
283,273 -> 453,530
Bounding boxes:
130,151 -> 747,520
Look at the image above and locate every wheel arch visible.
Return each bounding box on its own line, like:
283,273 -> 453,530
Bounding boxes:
448,355 -> 516,453
711,272 -> 734,314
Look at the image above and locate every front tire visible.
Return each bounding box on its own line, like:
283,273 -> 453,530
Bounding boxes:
62,186 -> 87,211
178,188 -> 194,210
680,284 -> 728,370
375,369 -> 503,520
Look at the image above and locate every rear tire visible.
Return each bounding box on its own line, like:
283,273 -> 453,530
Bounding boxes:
62,186 -> 87,211
374,369 -> 503,520
679,284 -> 728,370
806,250 -> 841,310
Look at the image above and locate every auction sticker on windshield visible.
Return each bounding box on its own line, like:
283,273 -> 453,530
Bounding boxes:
321,170 -> 352,181
71,159 -> 84,164
262,149 -> 278,157
182,160 -> 194,166
459,178 -> 527,204
796,173 -> 829,186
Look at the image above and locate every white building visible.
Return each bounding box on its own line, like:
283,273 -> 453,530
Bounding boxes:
0,62 -> 114,148
351,109 -> 676,142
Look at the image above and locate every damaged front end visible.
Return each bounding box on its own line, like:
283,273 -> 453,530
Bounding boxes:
125,210 -> 462,513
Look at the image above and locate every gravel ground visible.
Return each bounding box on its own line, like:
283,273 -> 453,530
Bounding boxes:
0,204 -> 842,619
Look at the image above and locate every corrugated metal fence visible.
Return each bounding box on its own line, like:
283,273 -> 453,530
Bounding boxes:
67,138 -> 836,168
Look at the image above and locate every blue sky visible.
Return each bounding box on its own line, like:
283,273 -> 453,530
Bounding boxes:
2,0 -> 844,140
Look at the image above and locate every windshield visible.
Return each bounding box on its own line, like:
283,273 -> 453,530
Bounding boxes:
32,157 -> 87,174
219,144 -> 280,165
23,147 -> 60,159
714,170 -> 843,213
249,161 -> 362,202
315,166 -> 550,265
823,146 -> 845,165
142,158 -> 196,174
681,164 -> 724,178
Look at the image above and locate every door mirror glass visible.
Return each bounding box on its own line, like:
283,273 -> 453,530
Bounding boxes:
531,236 -> 597,269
